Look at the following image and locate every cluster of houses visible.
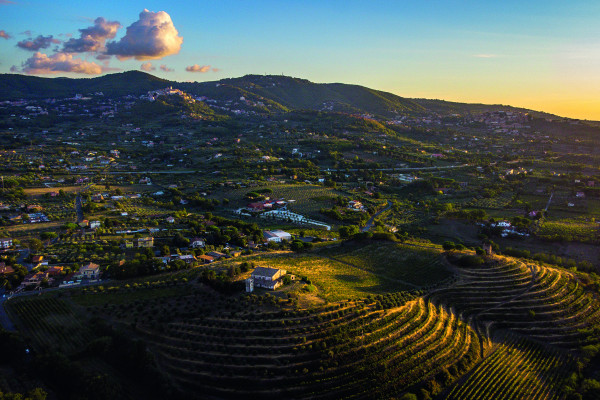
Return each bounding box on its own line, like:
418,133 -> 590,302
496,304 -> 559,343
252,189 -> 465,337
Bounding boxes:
490,221 -> 530,238
17,262 -> 101,290
246,198 -> 287,213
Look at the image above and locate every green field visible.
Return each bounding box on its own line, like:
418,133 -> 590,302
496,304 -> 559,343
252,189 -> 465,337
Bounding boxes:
319,240 -> 451,287
245,241 -> 450,301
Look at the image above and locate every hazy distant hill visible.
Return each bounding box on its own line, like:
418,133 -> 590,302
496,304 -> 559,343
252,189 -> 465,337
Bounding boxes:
0,71 -> 556,118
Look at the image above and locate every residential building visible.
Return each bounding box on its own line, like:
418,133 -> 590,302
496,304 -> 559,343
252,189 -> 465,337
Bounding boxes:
249,267 -> 286,290
190,238 -> 205,248
0,264 -> 15,275
0,238 -> 13,249
46,266 -> 64,276
77,262 -> 100,279
206,251 -> 226,260
198,255 -> 215,263
134,237 -> 154,248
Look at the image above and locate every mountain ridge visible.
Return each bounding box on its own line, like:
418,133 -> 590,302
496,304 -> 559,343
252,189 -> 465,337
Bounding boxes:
0,71 -> 559,119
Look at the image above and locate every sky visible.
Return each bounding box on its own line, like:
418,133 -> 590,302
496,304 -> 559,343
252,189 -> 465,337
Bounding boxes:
1,0 -> 599,120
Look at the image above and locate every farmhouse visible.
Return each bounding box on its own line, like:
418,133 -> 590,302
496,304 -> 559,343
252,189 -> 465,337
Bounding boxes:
263,230 -> 292,243
0,238 -> 13,249
249,267 -> 287,290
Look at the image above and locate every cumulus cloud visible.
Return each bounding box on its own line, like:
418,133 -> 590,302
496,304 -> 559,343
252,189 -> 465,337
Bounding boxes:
0,30 -> 10,39
186,64 -> 211,73
17,35 -> 60,51
159,64 -> 173,72
18,51 -> 103,75
140,61 -> 155,71
62,17 -> 120,53
106,9 -> 183,60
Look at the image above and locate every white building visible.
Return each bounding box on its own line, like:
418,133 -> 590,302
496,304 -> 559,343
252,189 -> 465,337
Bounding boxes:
263,229 -> 292,243
249,267 -> 286,290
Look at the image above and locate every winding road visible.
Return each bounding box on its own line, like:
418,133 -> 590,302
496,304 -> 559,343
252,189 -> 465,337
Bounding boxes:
361,200 -> 393,232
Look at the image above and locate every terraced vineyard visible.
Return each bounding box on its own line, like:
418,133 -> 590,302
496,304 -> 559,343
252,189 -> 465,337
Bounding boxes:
446,334 -> 575,400
430,256 -> 600,349
138,297 -> 482,399
6,253 -> 600,399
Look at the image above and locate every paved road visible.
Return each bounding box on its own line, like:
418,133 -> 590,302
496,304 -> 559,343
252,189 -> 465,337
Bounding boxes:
325,164 -> 471,172
545,192 -> 554,212
75,194 -> 84,223
361,200 -> 393,232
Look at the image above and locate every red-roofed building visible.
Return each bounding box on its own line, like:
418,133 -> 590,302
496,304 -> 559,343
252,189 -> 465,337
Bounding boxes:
0,264 -> 15,275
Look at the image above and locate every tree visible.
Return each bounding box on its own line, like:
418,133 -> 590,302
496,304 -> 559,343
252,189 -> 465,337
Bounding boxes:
442,241 -> 455,251
339,225 -> 360,239
28,238 -> 43,252
290,240 -> 306,252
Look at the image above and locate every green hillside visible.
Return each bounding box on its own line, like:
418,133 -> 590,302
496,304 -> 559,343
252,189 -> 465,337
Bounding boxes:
0,71 -> 169,98
0,71 -> 558,118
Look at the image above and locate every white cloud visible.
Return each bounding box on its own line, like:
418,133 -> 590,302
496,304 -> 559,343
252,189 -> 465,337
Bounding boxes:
106,9 -> 183,60
18,51 -> 103,75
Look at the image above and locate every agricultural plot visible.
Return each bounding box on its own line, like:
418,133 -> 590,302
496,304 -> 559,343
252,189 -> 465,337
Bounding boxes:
116,198 -> 171,217
537,220 -> 598,243
251,252 -> 406,300
465,191 -> 515,209
320,241 -> 452,287
431,257 -> 600,350
6,297 -> 93,355
447,335 -> 574,400
140,298 -> 482,399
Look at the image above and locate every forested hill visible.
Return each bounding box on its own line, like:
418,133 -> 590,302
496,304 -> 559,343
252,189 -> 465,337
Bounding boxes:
0,71 -> 551,118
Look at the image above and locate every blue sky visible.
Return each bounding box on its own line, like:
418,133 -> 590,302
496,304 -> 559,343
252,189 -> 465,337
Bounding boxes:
1,0 -> 599,119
